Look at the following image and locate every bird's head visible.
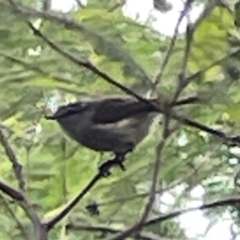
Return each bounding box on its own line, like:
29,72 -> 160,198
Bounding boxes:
45,101 -> 89,120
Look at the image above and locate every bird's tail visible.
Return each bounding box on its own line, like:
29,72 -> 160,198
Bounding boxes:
174,95 -> 203,106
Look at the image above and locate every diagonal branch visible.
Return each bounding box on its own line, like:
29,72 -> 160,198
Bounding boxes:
0,128 -> 26,191
144,194 -> 240,227
0,127 -> 47,240
153,0 -> 194,87
66,222 -> 176,240
97,160 -> 207,207
27,22 -> 150,103
44,155 -> 132,230
4,1 -> 152,87
170,3 -> 196,105
132,113 -> 179,237
0,180 -> 24,201
44,174 -> 102,231
102,195 -> 240,240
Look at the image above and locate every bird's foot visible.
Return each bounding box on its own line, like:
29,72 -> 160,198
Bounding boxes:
99,154 -> 126,177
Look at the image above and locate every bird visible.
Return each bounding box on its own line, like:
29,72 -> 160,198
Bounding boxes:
45,95 -> 200,158
45,94 -> 203,176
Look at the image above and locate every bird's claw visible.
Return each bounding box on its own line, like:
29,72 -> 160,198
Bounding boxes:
98,161 -> 112,177
98,155 -> 126,177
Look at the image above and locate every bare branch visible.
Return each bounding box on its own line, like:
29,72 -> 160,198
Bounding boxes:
28,23 -> 149,103
0,127 -> 47,240
144,195 -> 240,227
44,174 -> 101,230
97,160 -> 207,207
0,180 -> 24,201
0,128 -> 26,191
133,140 -> 166,236
3,1 -> 152,87
171,1 -> 219,106
153,0 -> 194,87
132,119 -> 178,237
66,222 -> 177,240
44,154 -> 130,231
102,195 -> 240,240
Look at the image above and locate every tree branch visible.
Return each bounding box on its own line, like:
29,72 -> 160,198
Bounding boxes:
44,174 -> 102,231
27,22 -> 149,103
0,127 -> 47,240
44,155 -> 130,230
144,195 -> 240,227
66,222 -> 177,240
0,128 -> 26,191
153,0 -> 194,87
0,180 -> 24,201
103,195 -> 240,240
4,1 -> 152,87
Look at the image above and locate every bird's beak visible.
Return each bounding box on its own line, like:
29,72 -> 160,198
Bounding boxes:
45,114 -> 56,120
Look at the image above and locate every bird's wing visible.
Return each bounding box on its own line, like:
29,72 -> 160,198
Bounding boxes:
92,94 -> 203,124
92,97 -> 156,124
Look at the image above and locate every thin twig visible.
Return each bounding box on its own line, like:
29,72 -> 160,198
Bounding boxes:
133,9 -> 196,233
4,2 -> 152,87
28,22 -> 150,103
133,140 -> 167,235
102,195 -> 240,240
170,20 -> 195,105
0,128 -> 26,191
66,222 -> 175,240
97,160 -> 207,207
144,195 -> 240,227
45,152 -> 134,230
152,0 -> 194,87
133,113 -> 178,238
